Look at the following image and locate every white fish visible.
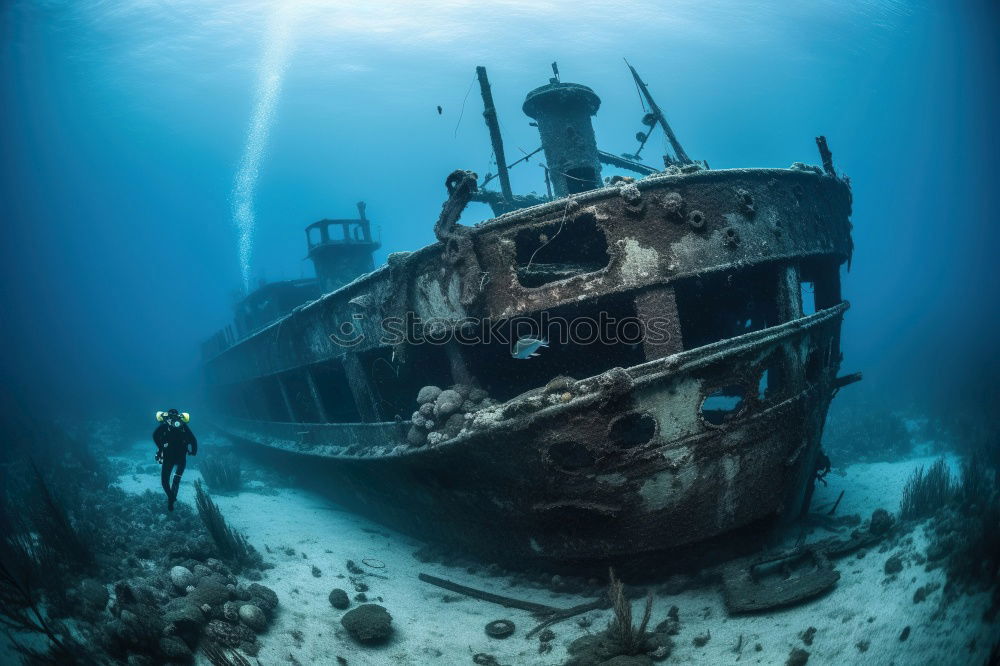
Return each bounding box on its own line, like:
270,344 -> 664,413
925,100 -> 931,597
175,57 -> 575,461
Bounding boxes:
512,336 -> 548,359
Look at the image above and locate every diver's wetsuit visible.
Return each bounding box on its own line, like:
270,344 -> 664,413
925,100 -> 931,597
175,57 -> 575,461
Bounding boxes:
153,421 -> 197,510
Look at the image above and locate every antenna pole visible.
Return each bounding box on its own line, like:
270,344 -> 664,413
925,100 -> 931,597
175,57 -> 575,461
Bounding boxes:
625,60 -> 692,165
476,66 -> 514,203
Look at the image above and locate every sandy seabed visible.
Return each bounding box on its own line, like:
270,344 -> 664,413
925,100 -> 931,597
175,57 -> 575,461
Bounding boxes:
112,444 -> 996,666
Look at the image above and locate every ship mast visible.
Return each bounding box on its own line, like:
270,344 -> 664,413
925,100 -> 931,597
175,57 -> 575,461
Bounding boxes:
475,66 -> 514,204
625,60 -> 692,166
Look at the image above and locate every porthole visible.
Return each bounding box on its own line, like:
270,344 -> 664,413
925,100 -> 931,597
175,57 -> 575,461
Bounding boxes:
608,412 -> 657,448
701,385 -> 747,426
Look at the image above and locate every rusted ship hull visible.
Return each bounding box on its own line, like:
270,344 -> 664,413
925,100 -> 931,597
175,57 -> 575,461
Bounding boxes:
217,304 -> 844,566
204,167 -> 854,566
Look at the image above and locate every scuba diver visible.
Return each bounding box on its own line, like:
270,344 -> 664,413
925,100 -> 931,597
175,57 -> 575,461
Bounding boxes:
153,409 -> 197,511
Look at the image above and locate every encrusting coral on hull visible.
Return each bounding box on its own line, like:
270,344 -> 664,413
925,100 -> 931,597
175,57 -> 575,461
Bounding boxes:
406,383 -> 498,447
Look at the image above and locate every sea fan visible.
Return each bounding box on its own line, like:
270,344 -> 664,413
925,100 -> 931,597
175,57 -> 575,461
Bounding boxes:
193,481 -> 261,571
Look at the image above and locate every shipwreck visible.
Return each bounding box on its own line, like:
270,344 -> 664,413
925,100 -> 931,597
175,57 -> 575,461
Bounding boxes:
201,63 -> 858,570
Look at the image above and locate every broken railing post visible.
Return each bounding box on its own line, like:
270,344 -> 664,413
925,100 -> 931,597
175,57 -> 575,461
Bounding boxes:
815,135 -> 836,176
832,372 -> 863,396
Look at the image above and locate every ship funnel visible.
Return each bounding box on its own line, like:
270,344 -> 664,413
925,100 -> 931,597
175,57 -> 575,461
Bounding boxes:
523,80 -> 602,197
305,201 -> 381,294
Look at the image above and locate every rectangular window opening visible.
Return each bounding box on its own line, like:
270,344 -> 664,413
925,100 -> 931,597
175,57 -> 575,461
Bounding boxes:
239,384 -> 264,419
359,344 -> 453,421
217,384 -> 248,418
757,355 -> 787,403
800,257 -> 842,314
312,361 -> 363,423
515,211 -> 609,288
674,263 -> 781,351
800,281 -> 817,316
250,376 -> 289,422
281,370 -> 320,424
463,293 -> 647,402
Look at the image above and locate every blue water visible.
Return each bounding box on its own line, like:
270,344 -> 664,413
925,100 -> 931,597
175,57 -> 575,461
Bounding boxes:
1,4 -> 999,665
2,1 -> 998,416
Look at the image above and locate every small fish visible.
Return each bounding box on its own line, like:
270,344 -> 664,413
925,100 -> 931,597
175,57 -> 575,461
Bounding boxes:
436,105 -> 443,115
512,336 -> 548,359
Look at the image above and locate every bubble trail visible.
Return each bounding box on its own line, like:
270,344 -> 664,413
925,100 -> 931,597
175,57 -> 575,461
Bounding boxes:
231,6 -> 297,293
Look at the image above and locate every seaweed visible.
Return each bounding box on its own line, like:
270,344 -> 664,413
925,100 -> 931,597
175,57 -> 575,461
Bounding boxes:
900,453 -> 1000,593
606,567 -> 652,656
202,640 -> 255,666
0,417 -> 245,663
956,453 -> 994,512
949,498 -> 1000,590
945,455 -> 1000,590
0,532 -> 96,665
0,424 -> 100,663
0,459 -> 97,626
899,458 -> 953,520
563,571 -> 670,665
199,454 -> 243,493
27,463 -> 95,574
194,481 -> 261,571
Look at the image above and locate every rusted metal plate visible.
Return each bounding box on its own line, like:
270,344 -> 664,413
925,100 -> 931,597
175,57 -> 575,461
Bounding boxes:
203,168 -> 851,382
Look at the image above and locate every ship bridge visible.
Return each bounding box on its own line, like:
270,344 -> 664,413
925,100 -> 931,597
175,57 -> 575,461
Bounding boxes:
306,202 -> 381,295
